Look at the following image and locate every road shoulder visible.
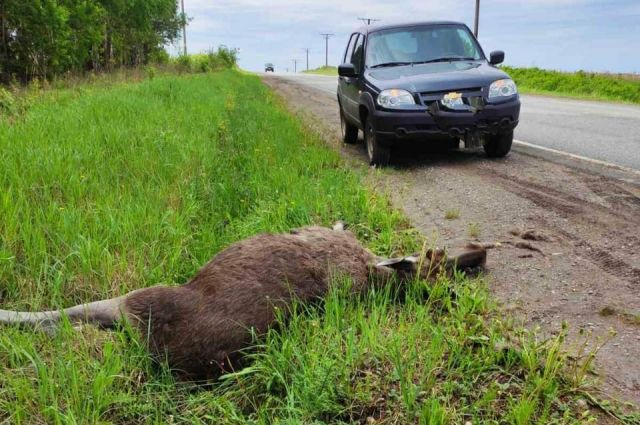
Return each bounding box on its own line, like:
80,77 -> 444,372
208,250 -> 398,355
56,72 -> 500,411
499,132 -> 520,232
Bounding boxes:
262,74 -> 640,409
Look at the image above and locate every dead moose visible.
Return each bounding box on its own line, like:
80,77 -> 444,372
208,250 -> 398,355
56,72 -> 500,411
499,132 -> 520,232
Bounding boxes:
0,223 -> 490,380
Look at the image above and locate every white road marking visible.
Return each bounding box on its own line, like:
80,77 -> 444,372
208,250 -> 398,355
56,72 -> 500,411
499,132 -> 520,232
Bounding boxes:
513,139 -> 640,177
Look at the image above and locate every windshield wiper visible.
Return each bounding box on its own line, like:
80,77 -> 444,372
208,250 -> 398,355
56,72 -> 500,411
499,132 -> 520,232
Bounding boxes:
413,57 -> 477,64
370,61 -> 412,68
370,57 -> 476,68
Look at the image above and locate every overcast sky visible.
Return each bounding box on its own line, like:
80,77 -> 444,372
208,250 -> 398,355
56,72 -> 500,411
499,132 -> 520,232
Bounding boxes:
172,0 -> 640,73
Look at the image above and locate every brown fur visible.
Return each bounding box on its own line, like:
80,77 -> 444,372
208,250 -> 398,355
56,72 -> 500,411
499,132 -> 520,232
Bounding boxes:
1,224 -> 489,381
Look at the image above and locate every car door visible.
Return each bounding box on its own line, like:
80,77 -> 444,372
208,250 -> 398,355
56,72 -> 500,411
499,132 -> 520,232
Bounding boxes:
338,33 -> 360,123
345,34 -> 366,122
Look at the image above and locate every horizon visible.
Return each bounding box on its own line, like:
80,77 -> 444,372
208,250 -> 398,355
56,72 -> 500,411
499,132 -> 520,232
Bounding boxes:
170,0 -> 640,74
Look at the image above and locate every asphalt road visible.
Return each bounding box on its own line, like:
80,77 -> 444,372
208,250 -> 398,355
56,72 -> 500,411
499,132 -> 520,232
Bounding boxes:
266,72 -> 640,171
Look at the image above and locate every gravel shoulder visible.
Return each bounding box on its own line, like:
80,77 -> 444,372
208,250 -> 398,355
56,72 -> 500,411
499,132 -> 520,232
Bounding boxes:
262,74 -> 640,409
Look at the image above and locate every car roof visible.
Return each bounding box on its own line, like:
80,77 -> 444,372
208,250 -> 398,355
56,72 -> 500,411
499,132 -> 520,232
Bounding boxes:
354,21 -> 467,35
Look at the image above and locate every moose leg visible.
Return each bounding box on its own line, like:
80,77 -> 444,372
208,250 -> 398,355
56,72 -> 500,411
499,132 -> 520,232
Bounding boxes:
0,288 -> 154,330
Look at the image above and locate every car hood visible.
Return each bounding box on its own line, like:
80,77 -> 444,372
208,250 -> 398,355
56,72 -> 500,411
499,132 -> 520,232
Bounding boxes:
365,61 -> 510,93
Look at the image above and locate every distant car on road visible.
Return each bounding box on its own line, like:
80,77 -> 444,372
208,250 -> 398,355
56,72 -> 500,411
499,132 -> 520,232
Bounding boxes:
338,21 -> 520,166
265,63 -> 275,72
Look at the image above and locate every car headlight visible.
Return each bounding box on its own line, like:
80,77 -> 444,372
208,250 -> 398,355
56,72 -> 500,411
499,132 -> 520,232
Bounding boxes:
488,79 -> 517,100
377,89 -> 415,109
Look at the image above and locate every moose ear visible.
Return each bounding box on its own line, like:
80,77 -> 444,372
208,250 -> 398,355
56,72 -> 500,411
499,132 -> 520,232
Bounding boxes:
376,256 -> 419,272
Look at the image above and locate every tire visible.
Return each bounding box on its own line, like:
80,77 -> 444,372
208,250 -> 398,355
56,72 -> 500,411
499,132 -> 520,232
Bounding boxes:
364,118 -> 391,166
484,131 -> 513,158
340,108 -> 359,145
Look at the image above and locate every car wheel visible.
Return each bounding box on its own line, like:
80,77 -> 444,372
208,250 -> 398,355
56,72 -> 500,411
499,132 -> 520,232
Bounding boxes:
364,118 -> 391,166
340,108 -> 359,145
484,131 -> 513,158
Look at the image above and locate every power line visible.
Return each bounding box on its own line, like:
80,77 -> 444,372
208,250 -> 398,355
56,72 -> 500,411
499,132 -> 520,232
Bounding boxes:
474,0 -> 480,37
320,33 -> 333,67
302,48 -> 310,71
180,0 -> 187,55
358,18 -> 380,25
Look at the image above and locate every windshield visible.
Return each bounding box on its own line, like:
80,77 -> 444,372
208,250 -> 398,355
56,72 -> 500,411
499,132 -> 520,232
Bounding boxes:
366,25 -> 483,68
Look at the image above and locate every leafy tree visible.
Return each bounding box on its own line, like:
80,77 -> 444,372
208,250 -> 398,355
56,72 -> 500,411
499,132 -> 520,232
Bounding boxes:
0,0 -> 185,82
63,0 -> 105,71
4,0 -> 72,79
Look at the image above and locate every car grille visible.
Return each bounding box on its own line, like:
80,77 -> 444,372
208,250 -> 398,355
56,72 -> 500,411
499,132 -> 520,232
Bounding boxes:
419,87 -> 483,107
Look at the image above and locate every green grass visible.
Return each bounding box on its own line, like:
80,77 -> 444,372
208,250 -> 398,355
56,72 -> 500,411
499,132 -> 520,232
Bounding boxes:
444,209 -> 460,220
468,223 -> 481,240
503,66 -> 640,104
0,70 -> 630,424
303,66 -> 338,76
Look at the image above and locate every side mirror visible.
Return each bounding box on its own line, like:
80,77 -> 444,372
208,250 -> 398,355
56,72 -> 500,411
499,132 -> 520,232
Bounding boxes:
338,63 -> 357,77
489,50 -> 505,65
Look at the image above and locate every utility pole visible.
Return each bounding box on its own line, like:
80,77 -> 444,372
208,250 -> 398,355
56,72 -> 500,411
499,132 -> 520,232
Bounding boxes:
320,33 -> 333,67
474,0 -> 480,37
358,18 -> 380,25
293,59 -> 299,73
302,48 -> 310,71
180,0 -> 187,55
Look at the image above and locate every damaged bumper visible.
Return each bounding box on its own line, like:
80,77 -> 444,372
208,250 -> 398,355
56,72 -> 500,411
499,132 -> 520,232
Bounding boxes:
371,96 -> 520,142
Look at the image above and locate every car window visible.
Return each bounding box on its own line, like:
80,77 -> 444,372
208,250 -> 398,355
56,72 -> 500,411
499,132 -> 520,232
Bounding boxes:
351,34 -> 365,71
383,31 -> 417,57
343,33 -> 357,63
455,29 -> 480,58
366,25 -> 483,67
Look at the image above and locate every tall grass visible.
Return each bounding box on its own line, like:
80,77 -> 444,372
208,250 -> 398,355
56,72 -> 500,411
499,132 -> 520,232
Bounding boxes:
0,48 -> 238,123
303,66 -> 338,76
169,47 -> 239,74
503,66 -> 640,104
0,71 -> 622,423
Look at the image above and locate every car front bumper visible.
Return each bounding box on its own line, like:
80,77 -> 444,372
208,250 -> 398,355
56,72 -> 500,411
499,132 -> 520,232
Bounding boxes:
371,97 -> 521,142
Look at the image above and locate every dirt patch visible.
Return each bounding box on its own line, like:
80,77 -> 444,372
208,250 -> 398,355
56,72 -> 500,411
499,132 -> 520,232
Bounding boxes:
262,75 -> 640,409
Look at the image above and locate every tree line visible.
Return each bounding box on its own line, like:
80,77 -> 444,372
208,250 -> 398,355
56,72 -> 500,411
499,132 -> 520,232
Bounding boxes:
0,0 -> 186,83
